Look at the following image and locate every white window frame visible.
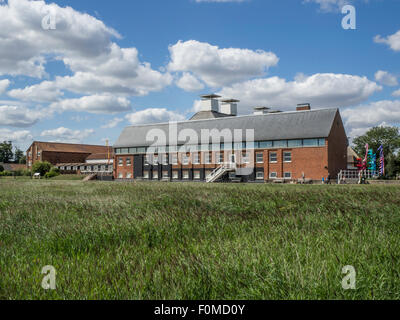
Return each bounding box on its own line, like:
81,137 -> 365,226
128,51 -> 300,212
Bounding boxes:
182,154 -> 190,165
270,152 -> 278,163
193,153 -> 200,165
118,173 -> 123,179
284,172 -> 292,179
118,158 -> 123,166
182,170 -> 189,179
162,171 -> 169,178
283,152 -> 292,163
172,171 -> 179,180
193,170 -> 201,180
171,154 -> 178,165
242,152 -> 250,164
205,153 -> 211,164
153,155 -> 159,165
126,173 -> 132,179
143,171 -> 149,179
256,171 -> 264,180
126,158 -> 132,166
256,153 -> 264,164
269,172 -> 278,179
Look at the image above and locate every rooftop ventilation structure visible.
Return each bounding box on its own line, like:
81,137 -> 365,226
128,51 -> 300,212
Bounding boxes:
297,103 -> 311,111
253,107 -> 270,115
220,99 -> 239,116
200,94 -> 221,112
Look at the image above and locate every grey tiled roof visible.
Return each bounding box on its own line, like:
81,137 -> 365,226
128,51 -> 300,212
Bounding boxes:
114,108 -> 339,148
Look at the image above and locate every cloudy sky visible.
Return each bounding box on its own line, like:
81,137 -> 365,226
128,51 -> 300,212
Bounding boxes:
0,0 -> 399,150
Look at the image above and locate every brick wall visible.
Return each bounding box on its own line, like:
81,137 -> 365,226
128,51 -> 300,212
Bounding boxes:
327,111 -> 348,178
115,155 -> 134,179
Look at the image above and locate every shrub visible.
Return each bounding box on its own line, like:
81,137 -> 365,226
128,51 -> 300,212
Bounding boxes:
32,161 -> 52,176
45,167 -> 61,179
0,171 -> 12,177
0,165 -> 4,172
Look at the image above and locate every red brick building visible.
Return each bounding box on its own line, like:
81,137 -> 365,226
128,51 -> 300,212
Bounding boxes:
113,96 -> 348,182
26,141 -> 113,170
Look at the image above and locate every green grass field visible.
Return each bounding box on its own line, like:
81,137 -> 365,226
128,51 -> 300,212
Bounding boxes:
0,179 -> 399,300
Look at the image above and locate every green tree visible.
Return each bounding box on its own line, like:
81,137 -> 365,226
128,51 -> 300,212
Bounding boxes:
353,126 -> 400,177
0,141 -> 13,163
0,164 -> 4,173
32,161 -> 52,176
14,148 -> 24,164
353,126 -> 400,158
18,155 -> 27,164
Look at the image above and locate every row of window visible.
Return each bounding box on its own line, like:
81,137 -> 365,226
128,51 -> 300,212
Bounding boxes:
115,138 -> 326,155
59,165 -> 112,172
117,170 -> 293,180
118,151 -> 292,166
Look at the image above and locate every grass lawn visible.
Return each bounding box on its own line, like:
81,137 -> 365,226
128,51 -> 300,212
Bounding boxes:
0,180 -> 399,300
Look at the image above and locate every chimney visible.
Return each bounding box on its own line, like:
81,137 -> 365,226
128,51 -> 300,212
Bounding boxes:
253,106 -> 270,115
220,99 -> 239,116
200,94 -> 220,112
297,103 -> 311,111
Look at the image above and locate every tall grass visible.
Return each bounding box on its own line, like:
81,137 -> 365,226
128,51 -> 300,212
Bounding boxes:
0,180 -> 399,300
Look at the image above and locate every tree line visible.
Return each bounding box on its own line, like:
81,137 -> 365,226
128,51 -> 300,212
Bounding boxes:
0,141 -> 26,164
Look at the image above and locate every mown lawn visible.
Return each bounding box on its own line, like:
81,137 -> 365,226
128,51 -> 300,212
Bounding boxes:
0,180 -> 399,300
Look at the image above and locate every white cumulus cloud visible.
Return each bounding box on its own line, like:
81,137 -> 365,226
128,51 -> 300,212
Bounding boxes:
50,95 -> 131,114
101,117 -> 124,129
0,128 -> 33,143
176,73 -> 205,92
342,100 -> 400,138
218,73 -> 381,113
41,127 -> 95,143
0,79 -> 10,94
374,70 -> 398,87
168,40 -> 279,88
125,108 -> 186,125
8,81 -> 63,102
0,105 -> 43,127
374,30 -> 400,52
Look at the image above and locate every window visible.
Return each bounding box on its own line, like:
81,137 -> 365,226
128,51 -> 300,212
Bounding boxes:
284,172 -> 292,179
153,155 -> 159,165
80,166 -> 85,171
171,154 -> 178,165
137,147 -> 146,154
256,153 -> 264,163
118,158 -> 123,166
288,140 -> 302,147
283,152 -> 292,163
205,170 -> 213,177
269,172 -> 277,179
73,166 -> 77,171
256,171 -> 264,180
193,153 -> 200,164
242,152 -> 250,164
204,153 -> 211,164
193,171 -> 201,180
259,141 -> 273,149
182,154 -> 190,165
60,166 -> 65,170
126,173 -> 132,179
37,152 -> 41,158
318,138 -> 326,146
270,152 -> 278,163
129,148 -> 137,154
161,154 -> 168,165
162,171 -> 169,179
303,139 -> 319,147
273,140 -> 287,148
144,155 -> 151,166
217,152 -> 224,164
126,158 -> 131,166
101,165 -> 106,171
118,173 -> 123,179
172,171 -> 179,180
182,170 -> 189,179
143,171 -> 149,179
153,171 -> 158,180
121,148 -> 128,154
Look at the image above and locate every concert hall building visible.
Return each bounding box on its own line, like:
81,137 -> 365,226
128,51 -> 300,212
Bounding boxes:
113,95 -> 348,183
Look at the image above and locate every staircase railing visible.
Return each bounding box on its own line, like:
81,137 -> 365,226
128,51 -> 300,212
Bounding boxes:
206,162 -> 237,183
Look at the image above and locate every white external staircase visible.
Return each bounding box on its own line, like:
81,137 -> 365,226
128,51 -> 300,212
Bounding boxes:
206,162 -> 237,183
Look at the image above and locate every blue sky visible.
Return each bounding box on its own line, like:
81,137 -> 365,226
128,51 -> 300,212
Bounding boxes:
0,0 -> 399,151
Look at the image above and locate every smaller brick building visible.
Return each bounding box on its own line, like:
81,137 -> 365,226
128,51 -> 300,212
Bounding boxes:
26,141 -> 112,170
